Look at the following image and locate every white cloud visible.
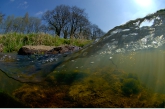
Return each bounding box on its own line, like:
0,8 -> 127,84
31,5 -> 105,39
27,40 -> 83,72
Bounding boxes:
35,9 -> 47,16
35,11 -> 43,16
24,1 -> 27,5
17,1 -> 28,9
10,0 -> 15,2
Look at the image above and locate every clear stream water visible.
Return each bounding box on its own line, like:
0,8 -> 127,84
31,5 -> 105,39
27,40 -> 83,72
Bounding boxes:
1,10 -> 165,107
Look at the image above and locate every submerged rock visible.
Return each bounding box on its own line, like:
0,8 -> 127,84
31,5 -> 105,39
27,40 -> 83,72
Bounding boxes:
18,45 -> 54,55
47,45 -> 81,54
18,45 -> 81,55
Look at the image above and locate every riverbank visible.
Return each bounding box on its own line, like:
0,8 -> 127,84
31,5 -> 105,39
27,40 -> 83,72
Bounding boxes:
0,33 -> 92,53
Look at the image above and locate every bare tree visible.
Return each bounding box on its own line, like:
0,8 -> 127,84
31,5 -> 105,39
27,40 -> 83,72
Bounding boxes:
1,14 -> 42,34
0,5 -> 105,38
0,12 -> 4,24
12,17 -> 23,33
42,5 -> 92,39
3,15 -> 15,33
26,17 -> 41,33
62,23 -> 70,39
75,15 -> 90,39
69,6 -> 88,39
42,5 -> 70,37
90,24 -> 105,40
23,12 -> 29,33
39,24 -> 48,34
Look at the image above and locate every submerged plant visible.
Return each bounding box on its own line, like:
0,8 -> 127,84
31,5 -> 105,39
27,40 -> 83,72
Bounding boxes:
121,78 -> 141,97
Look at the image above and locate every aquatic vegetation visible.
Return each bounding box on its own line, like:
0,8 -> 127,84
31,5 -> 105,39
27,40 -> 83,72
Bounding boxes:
67,68 -> 165,108
121,73 -> 141,96
8,66 -> 165,108
51,70 -> 87,85
13,84 -> 74,108
121,78 -> 141,96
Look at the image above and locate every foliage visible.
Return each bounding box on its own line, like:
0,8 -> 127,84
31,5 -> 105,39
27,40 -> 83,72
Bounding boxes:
0,33 -> 92,52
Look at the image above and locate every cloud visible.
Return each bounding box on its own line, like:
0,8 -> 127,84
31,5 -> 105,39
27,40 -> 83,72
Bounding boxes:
24,1 -> 27,4
35,9 -> 47,17
10,0 -> 15,2
17,1 -> 28,9
35,11 -> 43,16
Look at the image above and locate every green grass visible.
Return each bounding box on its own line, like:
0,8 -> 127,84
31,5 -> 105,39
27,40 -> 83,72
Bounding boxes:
0,33 -> 92,53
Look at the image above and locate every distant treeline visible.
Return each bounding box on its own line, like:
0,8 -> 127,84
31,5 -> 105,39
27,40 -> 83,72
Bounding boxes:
0,5 -> 105,40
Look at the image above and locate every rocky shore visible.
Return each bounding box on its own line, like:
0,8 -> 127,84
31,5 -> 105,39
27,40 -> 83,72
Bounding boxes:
18,45 -> 82,55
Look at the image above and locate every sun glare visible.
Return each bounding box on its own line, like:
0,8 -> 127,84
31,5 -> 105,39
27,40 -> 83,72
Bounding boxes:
134,0 -> 153,8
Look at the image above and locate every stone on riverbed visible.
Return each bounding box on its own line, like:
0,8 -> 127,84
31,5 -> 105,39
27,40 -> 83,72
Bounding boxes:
18,45 -> 81,55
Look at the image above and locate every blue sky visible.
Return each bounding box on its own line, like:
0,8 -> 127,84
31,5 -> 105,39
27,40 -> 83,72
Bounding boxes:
0,0 -> 165,32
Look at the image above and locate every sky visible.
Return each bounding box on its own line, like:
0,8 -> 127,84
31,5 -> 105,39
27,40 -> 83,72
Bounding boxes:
0,0 -> 165,33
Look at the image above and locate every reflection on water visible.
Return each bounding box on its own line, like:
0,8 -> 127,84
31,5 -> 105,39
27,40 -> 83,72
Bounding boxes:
1,9 -> 165,107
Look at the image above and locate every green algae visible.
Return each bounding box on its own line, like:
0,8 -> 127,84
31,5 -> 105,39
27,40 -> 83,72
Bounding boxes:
8,66 -> 165,108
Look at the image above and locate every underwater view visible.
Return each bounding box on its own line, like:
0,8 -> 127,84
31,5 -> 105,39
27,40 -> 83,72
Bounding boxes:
1,9 -> 165,107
